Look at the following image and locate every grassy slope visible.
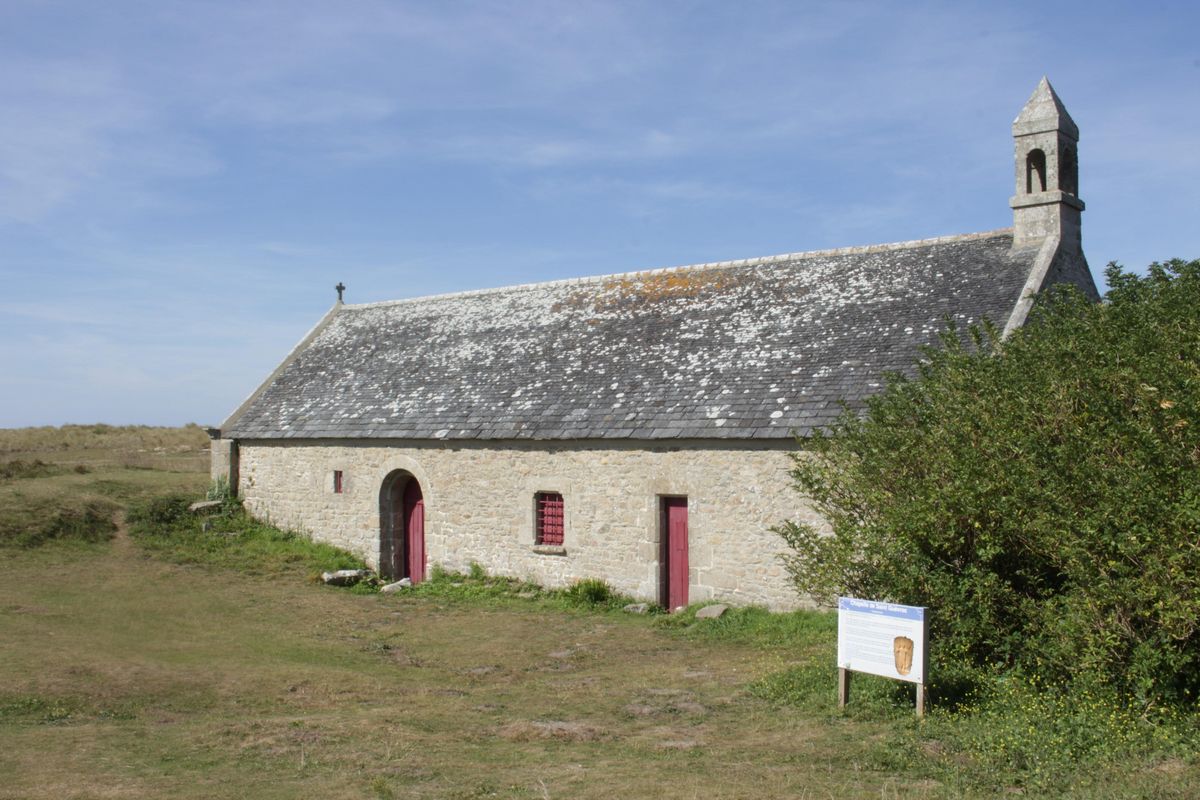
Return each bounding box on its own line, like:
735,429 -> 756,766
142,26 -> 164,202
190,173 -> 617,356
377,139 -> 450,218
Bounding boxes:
0,425 -> 208,547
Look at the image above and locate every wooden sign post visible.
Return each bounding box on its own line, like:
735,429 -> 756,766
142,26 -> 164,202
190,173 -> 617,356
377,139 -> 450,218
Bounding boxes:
836,597 -> 929,717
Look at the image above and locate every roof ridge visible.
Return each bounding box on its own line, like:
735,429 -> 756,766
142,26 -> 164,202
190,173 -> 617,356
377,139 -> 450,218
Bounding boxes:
343,228 -> 1014,310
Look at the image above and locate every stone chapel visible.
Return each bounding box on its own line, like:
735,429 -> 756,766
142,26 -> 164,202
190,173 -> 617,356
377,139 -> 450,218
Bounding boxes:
210,78 -> 1097,610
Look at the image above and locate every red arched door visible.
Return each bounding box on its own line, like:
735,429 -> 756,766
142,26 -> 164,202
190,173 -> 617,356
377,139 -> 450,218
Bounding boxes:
402,479 -> 425,584
383,474 -> 425,584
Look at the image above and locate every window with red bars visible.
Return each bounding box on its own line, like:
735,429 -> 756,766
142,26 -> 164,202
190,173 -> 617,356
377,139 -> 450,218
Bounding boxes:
536,492 -> 564,546
333,470 -> 344,494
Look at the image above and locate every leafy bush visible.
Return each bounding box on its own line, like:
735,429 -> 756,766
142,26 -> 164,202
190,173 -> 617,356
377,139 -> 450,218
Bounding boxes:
923,673 -> 1198,794
206,476 -> 232,502
777,259 -> 1200,706
564,577 -> 613,606
127,493 -> 193,528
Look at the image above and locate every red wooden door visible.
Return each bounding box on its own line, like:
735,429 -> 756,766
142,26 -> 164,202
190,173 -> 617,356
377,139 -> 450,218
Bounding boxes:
403,479 -> 425,584
663,497 -> 688,610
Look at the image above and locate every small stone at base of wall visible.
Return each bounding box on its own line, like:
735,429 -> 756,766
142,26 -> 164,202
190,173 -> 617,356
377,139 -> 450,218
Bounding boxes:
695,604 -> 729,619
380,578 -> 412,593
623,603 -> 651,614
322,569 -> 372,587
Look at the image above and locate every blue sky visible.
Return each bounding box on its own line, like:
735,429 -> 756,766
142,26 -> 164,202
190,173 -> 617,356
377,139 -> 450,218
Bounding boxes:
2,1 -> 1197,428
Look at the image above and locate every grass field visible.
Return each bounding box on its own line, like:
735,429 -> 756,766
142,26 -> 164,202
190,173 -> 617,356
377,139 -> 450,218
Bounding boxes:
1,528 -> 1196,799
0,536 -> 911,800
0,423 -> 210,472
0,424 -> 208,547
0,425 -> 1196,798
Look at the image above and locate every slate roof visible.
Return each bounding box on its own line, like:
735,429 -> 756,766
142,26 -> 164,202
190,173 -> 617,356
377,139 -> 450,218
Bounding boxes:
224,229 -> 1038,441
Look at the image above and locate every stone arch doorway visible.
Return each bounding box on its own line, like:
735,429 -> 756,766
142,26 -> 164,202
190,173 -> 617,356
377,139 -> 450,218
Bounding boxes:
379,470 -> 425,584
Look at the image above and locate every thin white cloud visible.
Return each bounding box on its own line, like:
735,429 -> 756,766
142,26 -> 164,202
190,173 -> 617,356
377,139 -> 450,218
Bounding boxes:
0,53 -> 220,223
0,59 -> 137,221
0,1 -> 1042,223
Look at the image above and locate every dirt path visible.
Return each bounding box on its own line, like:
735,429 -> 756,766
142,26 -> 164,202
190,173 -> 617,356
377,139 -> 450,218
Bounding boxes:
110,509 -> 131,551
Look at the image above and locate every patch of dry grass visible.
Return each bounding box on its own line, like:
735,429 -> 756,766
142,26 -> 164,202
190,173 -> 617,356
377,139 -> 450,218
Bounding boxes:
0,542 -> 949,800
0,423 -> 210,472
2,534 -> 1198,799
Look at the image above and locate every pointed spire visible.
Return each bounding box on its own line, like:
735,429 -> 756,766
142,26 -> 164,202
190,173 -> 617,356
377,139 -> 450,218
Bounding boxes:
1010,78 -> 1084,252
1013,77 -> 1078,139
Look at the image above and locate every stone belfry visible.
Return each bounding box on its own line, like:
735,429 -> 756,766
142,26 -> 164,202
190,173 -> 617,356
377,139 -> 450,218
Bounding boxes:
1000,77 -> 1098,333
1010,77 -> 1084,252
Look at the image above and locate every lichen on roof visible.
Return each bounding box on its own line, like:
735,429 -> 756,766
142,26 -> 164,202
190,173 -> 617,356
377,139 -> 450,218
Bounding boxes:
225,230 -> 1036,441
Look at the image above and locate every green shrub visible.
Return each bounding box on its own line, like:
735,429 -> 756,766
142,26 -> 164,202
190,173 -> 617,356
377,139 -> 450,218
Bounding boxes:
777,259 -> 1200,707
0,492 -> 119,548
923,672 -> 1199,794
564,577 -> 613,606
127,493 -> 193,529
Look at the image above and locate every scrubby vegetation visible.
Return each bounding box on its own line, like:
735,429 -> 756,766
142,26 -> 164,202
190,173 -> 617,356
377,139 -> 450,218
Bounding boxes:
0,422 -> 209,454
0,459 -> 71,482
0,493 -> 120,548
0,465 -> 203,548
0,424 -> 209,547
127,492 -> 367,577
562,576 -> 616,606
777,259 -> 1200,790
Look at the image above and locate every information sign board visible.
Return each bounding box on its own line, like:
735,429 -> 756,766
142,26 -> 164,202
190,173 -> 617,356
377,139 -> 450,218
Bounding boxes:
837,597 -> 928,684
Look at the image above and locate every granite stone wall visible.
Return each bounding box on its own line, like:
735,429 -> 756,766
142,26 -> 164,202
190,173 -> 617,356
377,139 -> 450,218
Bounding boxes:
210,438 -> 233,483
232,439 -> 823,610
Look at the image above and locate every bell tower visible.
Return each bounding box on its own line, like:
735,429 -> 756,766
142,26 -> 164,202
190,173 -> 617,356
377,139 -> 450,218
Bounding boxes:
1010,77 -> 1084,251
